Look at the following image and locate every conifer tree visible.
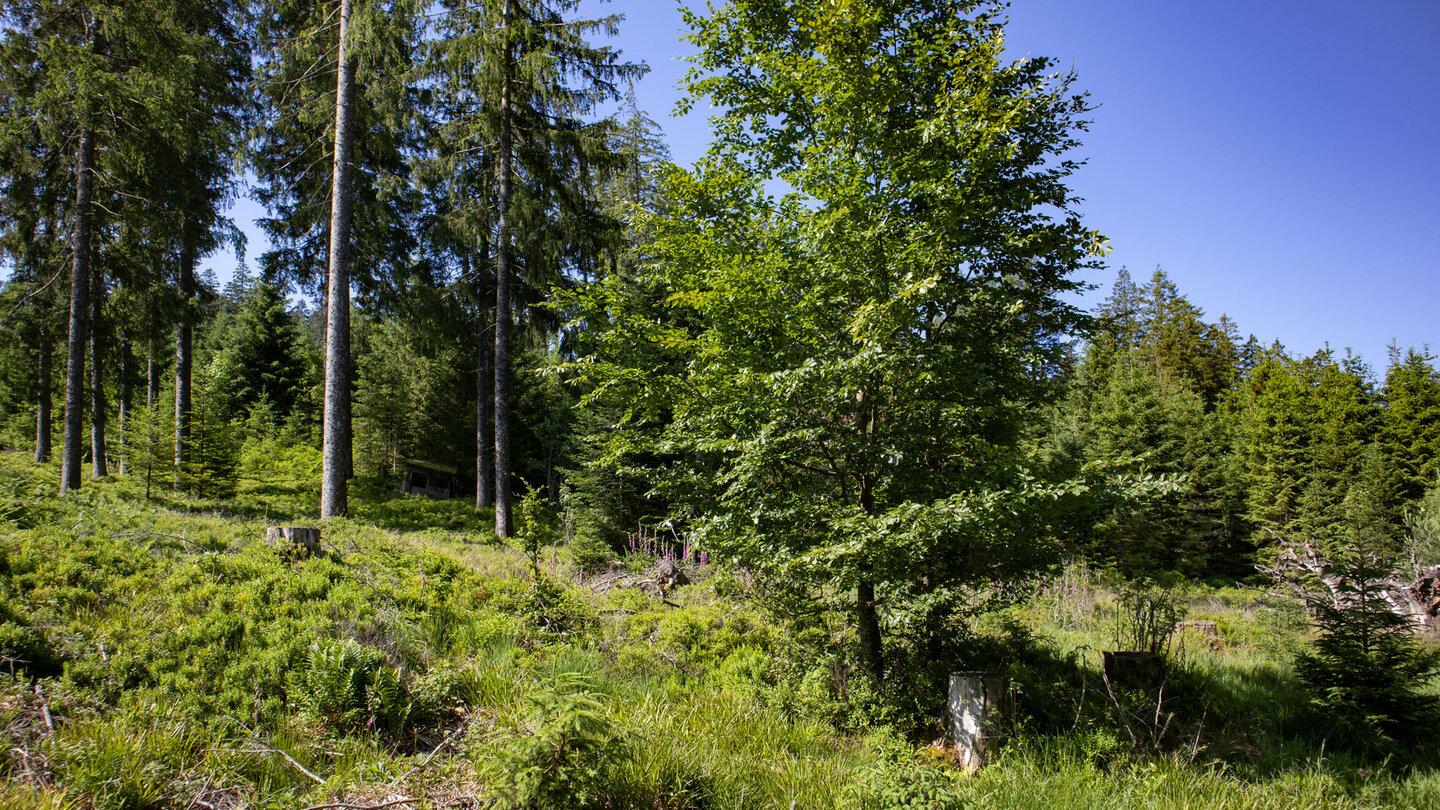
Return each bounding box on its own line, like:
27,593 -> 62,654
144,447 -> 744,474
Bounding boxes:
425,0 -> 642,535
1294,552 -> 1440,750
320,0 -> 360,518
253,0 -> 421,517
211,283 -> 316,421
1237,346 -> 1384,555
1381,347 -> 1440,503
2,1 -> 248,490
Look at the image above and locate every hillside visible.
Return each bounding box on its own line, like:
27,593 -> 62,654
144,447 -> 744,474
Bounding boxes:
0,453 -> 1435,809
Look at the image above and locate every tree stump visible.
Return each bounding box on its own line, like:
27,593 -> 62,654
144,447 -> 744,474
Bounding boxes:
1102,651 -> 1165,691
949,672 -> 1008,774
267,526 -> 321,559
1178,620 -> 1219,639
655,559 -> 689,593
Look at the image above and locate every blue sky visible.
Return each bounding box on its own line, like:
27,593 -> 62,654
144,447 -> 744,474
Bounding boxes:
212,0 -> 1439,372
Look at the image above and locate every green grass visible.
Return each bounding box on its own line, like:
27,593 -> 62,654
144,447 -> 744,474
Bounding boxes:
1,450 -> 1437,808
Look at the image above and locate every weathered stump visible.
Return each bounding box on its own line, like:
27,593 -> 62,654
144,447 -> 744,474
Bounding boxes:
267,526 -> 321,559
949,671 -> 1008,774
1102,651 -> 1165,691
1177,620 -> 1221,649
1178,620 -> 1219,639
655,559 -> 689,593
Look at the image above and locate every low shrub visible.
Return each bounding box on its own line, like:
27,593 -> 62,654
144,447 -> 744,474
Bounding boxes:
480,672 -> 628,810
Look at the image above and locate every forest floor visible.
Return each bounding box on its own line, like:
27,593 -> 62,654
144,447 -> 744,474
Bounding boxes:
1,450 -> 1437,809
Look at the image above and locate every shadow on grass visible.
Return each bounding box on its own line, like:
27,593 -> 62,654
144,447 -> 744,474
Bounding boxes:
223,476 -> 496,537
915,618 -> 1437,779
347,476 -> 495,536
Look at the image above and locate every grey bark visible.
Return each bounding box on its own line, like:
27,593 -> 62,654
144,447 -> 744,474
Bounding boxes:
267,526 -> 322,559
174,231 -> 194,489
117,331 -> 129,475
856,475 -> 884,679
145,319 -> 159,410
90,272 -> 107,477
493,0 -> 515,537
60,123 -> 95,493
321,0 -> 358,518
949,672 -> 1008,773
476,308 -> 494,509
35,315 -> 51,463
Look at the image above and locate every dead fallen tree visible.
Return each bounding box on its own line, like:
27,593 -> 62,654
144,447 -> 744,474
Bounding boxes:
583,559 -> 692,603
1258,534 -> 1440,637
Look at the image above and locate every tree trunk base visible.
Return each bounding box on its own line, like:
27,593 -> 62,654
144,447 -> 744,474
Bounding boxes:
267,526 -> 321,560
1102,651 -> 1165,691
949,671 -> 1008,774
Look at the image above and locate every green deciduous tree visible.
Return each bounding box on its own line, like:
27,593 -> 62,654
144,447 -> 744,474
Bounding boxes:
570,0 -> 1107,681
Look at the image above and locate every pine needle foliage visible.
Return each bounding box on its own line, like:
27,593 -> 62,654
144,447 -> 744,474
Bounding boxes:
1293,552 -> 1440,752
482,672 -> 628,810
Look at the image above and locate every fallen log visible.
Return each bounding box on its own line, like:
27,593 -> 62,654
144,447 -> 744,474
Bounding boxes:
1259,534 -> 1440,637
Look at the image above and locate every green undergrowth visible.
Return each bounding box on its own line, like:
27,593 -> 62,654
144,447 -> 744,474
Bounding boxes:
1,452 -> 1436,808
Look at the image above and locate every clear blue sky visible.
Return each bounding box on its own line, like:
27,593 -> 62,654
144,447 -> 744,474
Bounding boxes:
212,0 -> 1439,373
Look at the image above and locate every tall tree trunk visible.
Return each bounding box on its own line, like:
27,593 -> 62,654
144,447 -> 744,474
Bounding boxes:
856,474 -> 884,680
493,0 -> 515,537
90,272 -> 107,477
117,331 -> 129,475
60,123 -> 95,493
35,314 -> 52,463
475,237 -> 494,510
146,328 -> 159,409
174,233 -> 194,490
856,580 -> 884,680
476,309 -> 494,509
321,0 -> 358,518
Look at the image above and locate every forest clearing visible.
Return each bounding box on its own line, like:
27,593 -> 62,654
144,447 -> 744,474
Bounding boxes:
0,454 -> 1437,809
1,0 -> 1438,807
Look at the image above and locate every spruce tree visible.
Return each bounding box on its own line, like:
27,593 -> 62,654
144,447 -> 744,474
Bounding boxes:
425,0 -> 642,535
1381,347 -> 1440,503
253,0 -> 421,517
1294,552 -> 1440,751
212,283 -> 315,421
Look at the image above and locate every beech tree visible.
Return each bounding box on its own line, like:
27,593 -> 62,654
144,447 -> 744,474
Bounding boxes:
571,0 -> 1108,679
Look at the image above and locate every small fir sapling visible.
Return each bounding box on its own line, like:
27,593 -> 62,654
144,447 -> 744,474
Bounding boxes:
1293,551 -> 1440,748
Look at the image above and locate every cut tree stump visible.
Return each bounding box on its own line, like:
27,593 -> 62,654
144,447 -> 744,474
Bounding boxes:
1178,620 -> 1219,639
949,672 -> 1008,774
1102,651 -> 1165,691
266,526 -> 321,559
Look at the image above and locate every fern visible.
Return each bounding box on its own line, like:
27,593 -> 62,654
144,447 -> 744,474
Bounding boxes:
291,639 -> 411,735
367,665 -> 412,735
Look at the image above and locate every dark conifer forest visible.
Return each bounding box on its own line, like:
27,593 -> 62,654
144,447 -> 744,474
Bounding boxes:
0,2 -> 1436,808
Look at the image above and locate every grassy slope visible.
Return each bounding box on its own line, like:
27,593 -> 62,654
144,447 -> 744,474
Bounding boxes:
0,451 -> 1436,809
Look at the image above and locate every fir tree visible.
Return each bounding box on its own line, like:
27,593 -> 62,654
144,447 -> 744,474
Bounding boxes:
424,0 -> 643,535
1294,552 -> 1440,752
211,283 -> 316,422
